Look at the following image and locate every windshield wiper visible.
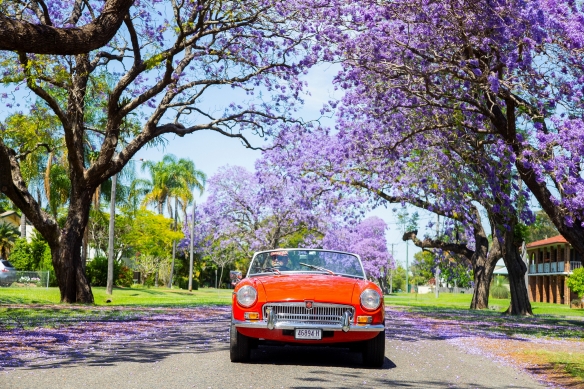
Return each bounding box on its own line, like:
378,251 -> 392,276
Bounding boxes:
299,262 -> 335,275
260,267 -> 281,275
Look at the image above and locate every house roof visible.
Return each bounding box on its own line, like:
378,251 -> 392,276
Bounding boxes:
0,210 -> 19,218
526,235 -> 568,249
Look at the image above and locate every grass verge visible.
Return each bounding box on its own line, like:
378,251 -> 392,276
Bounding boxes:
0,286 -> 233,330
384,292 -> 584,317
0,285 -> 233,306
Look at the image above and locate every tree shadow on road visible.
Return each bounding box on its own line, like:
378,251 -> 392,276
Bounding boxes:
0,307 -> 232,371
248,344 -> 396,370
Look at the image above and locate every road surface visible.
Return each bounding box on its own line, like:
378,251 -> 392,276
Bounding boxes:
0,308 -> 547,389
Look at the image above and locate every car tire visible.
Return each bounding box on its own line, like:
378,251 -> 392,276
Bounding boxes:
362,330 -> 385,368
230,321 -> 251,362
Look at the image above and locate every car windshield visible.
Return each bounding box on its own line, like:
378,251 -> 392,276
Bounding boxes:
248,249 -> 365,278
1,260 -> 14,268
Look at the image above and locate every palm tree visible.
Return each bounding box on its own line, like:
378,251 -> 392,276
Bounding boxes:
166,157 -> 206,220
137,157 -> 173,215
138,154 -> 206,218
136,154 -> 205,288
0,222 -> 20,258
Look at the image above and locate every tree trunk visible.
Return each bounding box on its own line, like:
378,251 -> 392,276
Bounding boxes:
470,234 -> 500,310
500,229 -> 532,315
51,190 -> 94,303
81,226 -> 88,272
377,276 -> 388,294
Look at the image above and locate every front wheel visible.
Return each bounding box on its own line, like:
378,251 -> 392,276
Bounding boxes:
362,330 -> 386,368
230,321 -> 251,362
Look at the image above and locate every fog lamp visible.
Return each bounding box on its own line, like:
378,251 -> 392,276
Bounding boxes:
244,312 -> 260,320
357,316 -> 373,324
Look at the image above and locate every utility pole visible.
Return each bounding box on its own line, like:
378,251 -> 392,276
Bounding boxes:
435,267 -> 440,298
168,197 -> 178,288
389,243 -> 394,294
188,201 -> 196,292
106,173 -> 117,296
405,241 -> 409,293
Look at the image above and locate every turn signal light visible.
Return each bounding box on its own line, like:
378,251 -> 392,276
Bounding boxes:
356,316 -> 373,324
244,312 -> 260,320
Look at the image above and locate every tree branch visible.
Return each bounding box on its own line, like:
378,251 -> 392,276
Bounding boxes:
402,231 -> 474,259
0,0 -> 134,54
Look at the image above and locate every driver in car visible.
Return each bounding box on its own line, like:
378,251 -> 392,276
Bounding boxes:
272,255 -> 290,271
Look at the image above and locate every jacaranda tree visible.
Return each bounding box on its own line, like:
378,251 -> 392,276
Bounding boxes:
271,0 -> 584,314
181,164 -> 361,261
0,0 -> 322,303
263,125 -> 517,311
318,0 -> 584,255
322,216 -> 394,292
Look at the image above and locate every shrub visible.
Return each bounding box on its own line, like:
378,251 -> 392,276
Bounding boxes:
117,266 -> 134,287
177,276 -> 199,290
570,299 -> 582,309
86,256 -> 127,287
490,275 -> 510,299
8,238 -> 34,270
567,268 -> 584,299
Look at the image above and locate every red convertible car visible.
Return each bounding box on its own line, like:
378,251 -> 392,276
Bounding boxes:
230,249 -> 386,367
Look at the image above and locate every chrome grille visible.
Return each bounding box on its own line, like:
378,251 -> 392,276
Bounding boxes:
263,303 -> 354,325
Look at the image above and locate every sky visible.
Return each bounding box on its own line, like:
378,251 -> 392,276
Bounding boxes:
132,63 -> 425,267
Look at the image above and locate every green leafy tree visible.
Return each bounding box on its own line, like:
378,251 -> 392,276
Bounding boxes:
86,256 -> 129,287
8,238 -> 34,270
9,233 -> 57,285
124,209 -> 183,285
567,268 -> 584,300
86,209 -> 133,259
0,195 -> 11,212
391,265 -> 407,292
439,254 -> 473,289
411,251 -> 436,285
396,208 -> 419,234
524,211 -> 559,243
124,210 -> 183,257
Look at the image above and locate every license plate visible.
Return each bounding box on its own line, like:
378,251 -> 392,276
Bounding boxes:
294,328 -> 322,340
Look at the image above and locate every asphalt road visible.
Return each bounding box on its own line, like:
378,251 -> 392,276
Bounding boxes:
0,313 -> 547,389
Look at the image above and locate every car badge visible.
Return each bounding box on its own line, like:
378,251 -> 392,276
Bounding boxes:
305,300 -> 314,310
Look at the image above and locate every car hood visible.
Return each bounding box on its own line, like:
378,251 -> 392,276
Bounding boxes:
256,274 -> 360,304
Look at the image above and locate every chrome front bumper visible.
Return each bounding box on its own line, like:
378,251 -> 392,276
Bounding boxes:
232,319 -> 385,332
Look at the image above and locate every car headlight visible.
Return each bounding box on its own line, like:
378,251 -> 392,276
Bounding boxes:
236,285 -> 257,307
360,289 -> 381,310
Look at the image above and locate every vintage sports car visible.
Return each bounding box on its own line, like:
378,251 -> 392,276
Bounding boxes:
230,248 -> 386,367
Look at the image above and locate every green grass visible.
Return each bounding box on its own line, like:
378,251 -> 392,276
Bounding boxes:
384,292 -> 584,317
522,350 -> 584,383
0,286 -> 233,330
0,285 -> 233,306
